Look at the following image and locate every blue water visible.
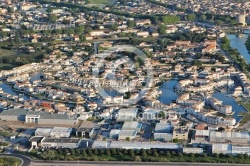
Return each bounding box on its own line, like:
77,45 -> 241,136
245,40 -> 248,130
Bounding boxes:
213,92 -> 247,122
158,80 -> 178,104
227,34 -> 250,63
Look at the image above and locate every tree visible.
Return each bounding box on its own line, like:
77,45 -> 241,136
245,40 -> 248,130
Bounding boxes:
127,20 -> 135,28
215,20 -> 223,26
48,14 -> 57,23
125,137 -> 130,141
47,7 -> 53,13
187,14 -> 196,21
201,15 -> 207,21
42,150 -> 56,160
105,149 -> 111,156
158,25 -> 166,35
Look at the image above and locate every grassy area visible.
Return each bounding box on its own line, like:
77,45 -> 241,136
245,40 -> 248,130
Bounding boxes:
0,48 -> 22,57
0,142 -> 9,146
0,130 -> 16,137
239,112 -> 250,126
0,157 -> 22,166
238,100 -> 250,111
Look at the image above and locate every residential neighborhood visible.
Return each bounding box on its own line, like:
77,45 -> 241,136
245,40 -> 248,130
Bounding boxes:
1,0 -> 250,165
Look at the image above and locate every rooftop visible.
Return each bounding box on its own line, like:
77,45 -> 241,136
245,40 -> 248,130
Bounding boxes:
122,121 -> 142,130
42,138 -> 80,144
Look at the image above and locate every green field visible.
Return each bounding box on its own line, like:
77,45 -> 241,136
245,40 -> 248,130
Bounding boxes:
0,157 -> 22,166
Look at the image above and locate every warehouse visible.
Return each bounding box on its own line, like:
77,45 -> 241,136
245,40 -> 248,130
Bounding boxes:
117,108 -> 138,121
122,121 -> 142,132
50,127 -> 72,138
0,109 -> 77,125
41,138 -> 81,148
209,131 -> 250,144
118,130 -> 137,140
109,129 -> 121,139
182,147 -> 203,154
212,144 -> 232,154
154,123 -> 172,133
154,133 -> 173,142
35,128 -> 53,137
92,140 -> 181,151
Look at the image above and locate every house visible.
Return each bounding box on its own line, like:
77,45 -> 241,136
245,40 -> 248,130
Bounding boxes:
137,31 -> 149,38
90,30 -> 105,36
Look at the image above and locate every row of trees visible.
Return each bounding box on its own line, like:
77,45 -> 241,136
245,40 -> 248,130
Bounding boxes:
147,0 -> 237,25
30,148 -> 250,163
33,0 -> 181,25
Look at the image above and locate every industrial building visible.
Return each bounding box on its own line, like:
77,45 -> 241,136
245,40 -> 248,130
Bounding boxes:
154,133 -> 173,142
209,131 -> 250,144
117,108 -> 138,121
30,136 -> 82,149
35,128 -> 53,137
50,127 -> 72,138
0,109 -> 77,125
154,123 -> 172,133
118,130 -> 137,140
182,147 -> 203,154
109,129 -> 121,139
76,127 -> 94,138
173,126 -> 189,140
122,121 -> 142,132
92,140 -> 181,151
212,144 -> 250,155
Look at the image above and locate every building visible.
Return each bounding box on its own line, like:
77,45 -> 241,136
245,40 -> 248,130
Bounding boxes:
237,14 -> 246,26
30,136 -> 44,148
154,133 -> 173,142
154,123 -> 172,133
76,128 -> 94,138
212,144 -> 232,154
0,109 -> 77,125
209,131 -> 250,145
35,128 -> 53,137
118,130 -> 137,140
109,129 -> 121,139
182,147 -> 203,154
194,129 -> 210,141
41,138 -> 81,148
92,140 -> 180,151
173,126 -> 189,140
122,121 -> 142,132
50,127 -> 72,138
117,108 -> 138,121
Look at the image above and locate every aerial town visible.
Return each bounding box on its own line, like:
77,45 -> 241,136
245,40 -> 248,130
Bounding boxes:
1,0 -> 250,165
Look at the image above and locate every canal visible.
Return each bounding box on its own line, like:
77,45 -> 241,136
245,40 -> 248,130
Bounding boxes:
158,80 -> 178,105
226,33 -> 250,63
213,93 -> 247,122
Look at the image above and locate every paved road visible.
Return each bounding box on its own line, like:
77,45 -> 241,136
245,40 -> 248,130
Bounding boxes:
31,160 -> 250,166
0,153 -> 31,166
1,154 -> 250,166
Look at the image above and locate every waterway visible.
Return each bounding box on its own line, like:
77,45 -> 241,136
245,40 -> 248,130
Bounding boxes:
158,80 -> 178,105
0,72 -> 43,101
226,33 -> 250,63
212,92 -> 247,122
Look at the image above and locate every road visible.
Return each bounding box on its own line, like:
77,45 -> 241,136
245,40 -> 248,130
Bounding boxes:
1,154 -> 250,166
30,160 -> 250,166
